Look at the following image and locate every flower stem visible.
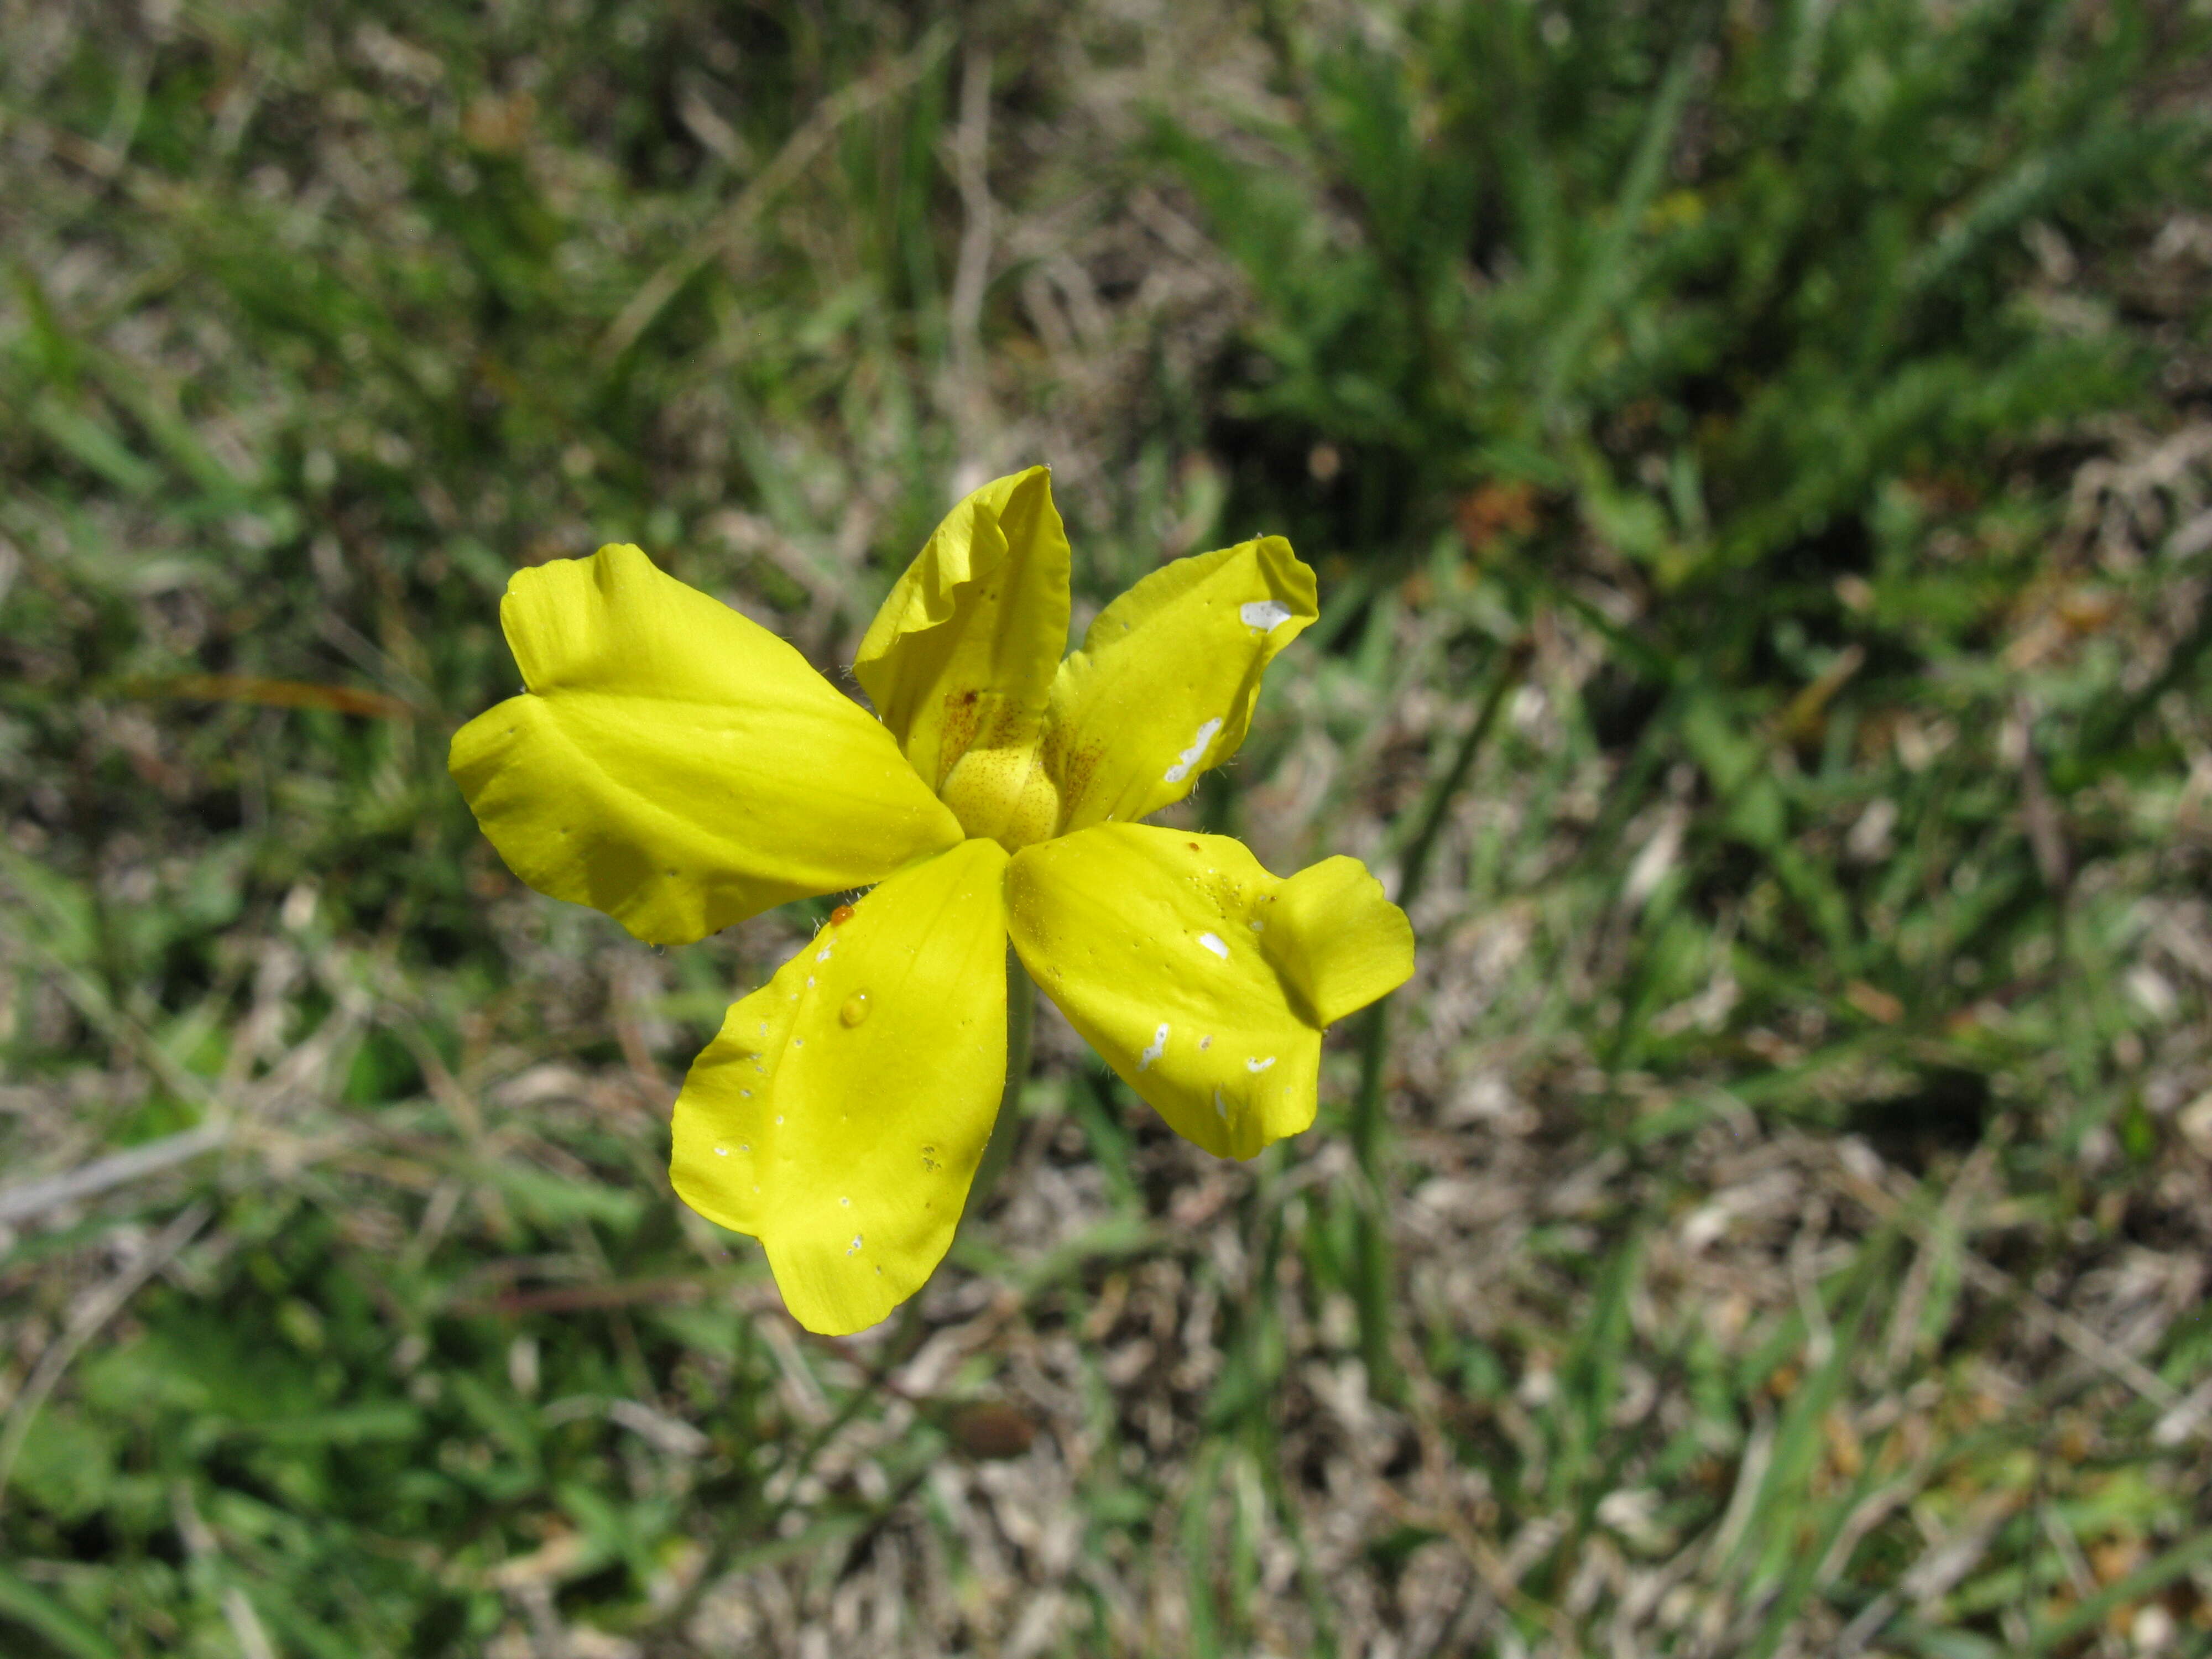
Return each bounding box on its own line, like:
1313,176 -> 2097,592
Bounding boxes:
963,948 -> 1035,1222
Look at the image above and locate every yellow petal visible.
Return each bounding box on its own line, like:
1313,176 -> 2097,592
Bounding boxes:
1259,856 -> 1416,1026
451,544 -> 961,946
1045,536 -> 1316,833
669,838 -> 1010,1335
1004,824 -> 1410,1161
853,468 -> 1070,844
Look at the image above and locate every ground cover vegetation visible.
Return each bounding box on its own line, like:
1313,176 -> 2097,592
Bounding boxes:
3,0 -> 2211,1653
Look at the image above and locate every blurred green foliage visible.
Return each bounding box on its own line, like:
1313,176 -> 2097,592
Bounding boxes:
1186,0 -> 2210,1109
3,0 -> 2211,1653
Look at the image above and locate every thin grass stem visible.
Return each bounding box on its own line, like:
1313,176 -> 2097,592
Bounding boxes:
1349,634 -> 1532,1400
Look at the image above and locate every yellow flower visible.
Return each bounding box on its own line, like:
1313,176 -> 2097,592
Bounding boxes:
451,468 -> 1413,1334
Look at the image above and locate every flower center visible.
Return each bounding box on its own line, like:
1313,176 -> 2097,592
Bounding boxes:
938,740 -> 1061,852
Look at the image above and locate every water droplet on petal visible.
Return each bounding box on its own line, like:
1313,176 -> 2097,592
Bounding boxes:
840,990 -> 870,1027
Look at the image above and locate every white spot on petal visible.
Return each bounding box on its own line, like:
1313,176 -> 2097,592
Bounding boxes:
806,976 -> 815,988
1246,1055 -> 1276,1073
1240,599 -> 1294,632
839,1196 -> 851,1207
1213,1087 -> 1230,1123
847,1233 -> 863,1255
1198,932 -> 1229,960
1139,1024 -> 1168,1070
816,948 -> 832,962
1199,1035 -> 1213,1051
1162,717 -> 1224,784
715,1146 -> 730,1156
